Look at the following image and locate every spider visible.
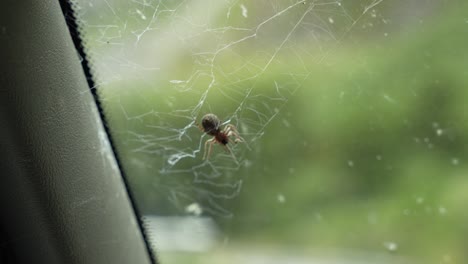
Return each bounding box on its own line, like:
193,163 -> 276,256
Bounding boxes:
198,113 -> 244,160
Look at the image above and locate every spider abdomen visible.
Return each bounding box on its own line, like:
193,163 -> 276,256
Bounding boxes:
201,113 -> 221,136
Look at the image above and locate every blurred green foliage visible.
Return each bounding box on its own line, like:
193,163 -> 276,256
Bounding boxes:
98,2 -> 468,263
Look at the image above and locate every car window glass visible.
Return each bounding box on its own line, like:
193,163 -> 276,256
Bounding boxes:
73,1 -> 468,263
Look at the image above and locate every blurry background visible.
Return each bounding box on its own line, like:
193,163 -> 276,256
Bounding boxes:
75,0 -> 468,263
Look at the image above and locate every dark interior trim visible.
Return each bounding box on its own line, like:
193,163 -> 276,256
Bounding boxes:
0,0 -> 153,263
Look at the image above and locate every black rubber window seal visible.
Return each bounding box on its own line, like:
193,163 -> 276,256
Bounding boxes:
58,1 -> 158,263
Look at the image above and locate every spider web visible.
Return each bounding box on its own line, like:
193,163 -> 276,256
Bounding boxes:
73,0 -> 385,218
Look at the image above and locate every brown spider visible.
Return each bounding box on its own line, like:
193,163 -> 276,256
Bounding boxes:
199,113 -> 244,160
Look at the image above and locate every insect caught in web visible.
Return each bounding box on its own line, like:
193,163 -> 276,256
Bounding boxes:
198,113 -> 245,161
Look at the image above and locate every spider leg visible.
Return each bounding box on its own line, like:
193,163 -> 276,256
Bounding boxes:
224,124 -> 245,143
223,144 -> 239,164
226,130 -> 244,143
203,138 -> 216,160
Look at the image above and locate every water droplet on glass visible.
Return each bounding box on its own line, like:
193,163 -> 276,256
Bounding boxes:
383,241 -> 398,252
416,197 -> 424,204
242,160 -> 253,168
277,193 -> 286,204
185,203 -> 203,216
438,206 -> 447,215
436,129 -> 443,136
